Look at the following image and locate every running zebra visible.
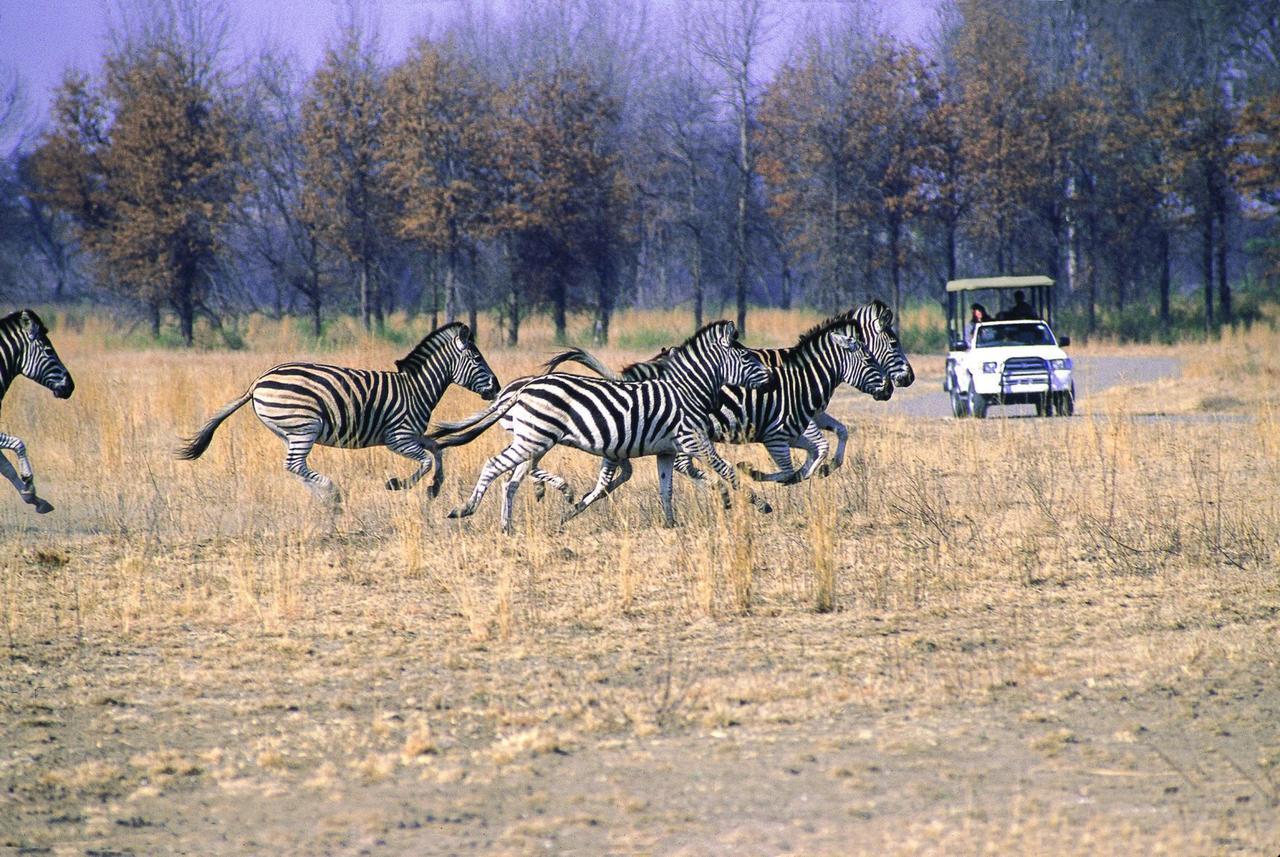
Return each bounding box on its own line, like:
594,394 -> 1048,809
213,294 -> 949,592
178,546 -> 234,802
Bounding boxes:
429,321 -> 771,531
0,310 -> 75,514
805,300 -> 913,476
540,313 -> 890,495
177,322 -> 499,506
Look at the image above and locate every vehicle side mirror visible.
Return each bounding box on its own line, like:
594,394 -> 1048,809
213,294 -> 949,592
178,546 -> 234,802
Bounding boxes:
950,339 -> 969,351
1058,335 -> 1070,347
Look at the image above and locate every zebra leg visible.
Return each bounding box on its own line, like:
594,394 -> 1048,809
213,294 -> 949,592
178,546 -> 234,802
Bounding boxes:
812,412 -> 848,477
787,425 -> 831,484
736,438 -> 800,484
283,433 -> 341,509
657,454 -> 677,527
676,455 -> 729,509
561,459 -> 633,524
680,431 -> 772,515
531,466 -> 575,505
0,446 -> 53,514
500,459 -> 534,535
385,434 -> 432,491
448,441 -> 536,520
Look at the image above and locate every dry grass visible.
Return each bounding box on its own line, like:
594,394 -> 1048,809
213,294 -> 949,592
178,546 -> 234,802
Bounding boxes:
1,309 -> 1278,854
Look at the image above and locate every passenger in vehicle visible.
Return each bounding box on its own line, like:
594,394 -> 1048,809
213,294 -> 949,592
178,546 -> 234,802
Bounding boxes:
966,303 -> 991,344
998,290 -> 1038,321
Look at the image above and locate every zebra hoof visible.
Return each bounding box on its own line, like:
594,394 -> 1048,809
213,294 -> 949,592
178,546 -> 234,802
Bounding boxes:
386,477 -> 404,491
758,501 -> 773,514
427,482 -> 442,499
31,498 -> 54,514
817,464 -> 831,478
447,507 -> 469,519
533,483 -> 546,502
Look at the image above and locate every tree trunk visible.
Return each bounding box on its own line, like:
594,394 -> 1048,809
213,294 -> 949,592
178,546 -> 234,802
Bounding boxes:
1216,206 -> 1230,324
552,273 -> 568,344
889,216 -> 902,322
1202,210 -> 1214,331
692,235 -> 704,330
507,280 -> 520,347
444,247 -> 458,324
359,264 -> 371,331
1158,229 -> 1171,329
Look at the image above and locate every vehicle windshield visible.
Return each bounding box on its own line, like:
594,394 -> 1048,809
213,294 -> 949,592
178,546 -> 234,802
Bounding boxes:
975,322 -> 1054,348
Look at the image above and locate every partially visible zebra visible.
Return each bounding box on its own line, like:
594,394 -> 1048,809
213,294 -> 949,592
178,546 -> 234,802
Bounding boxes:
539,313 -> 890,497
429,321 -> 771,531
0,310 -> 75,514
177,322 -> 499,506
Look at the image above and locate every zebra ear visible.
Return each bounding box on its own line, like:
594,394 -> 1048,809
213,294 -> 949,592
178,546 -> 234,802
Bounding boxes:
832,332 -> 864,354
18,310 -> 40,338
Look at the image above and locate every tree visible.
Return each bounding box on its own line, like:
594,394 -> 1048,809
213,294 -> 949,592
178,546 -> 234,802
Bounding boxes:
33,1 -> 242,344
693,0 -> 775,337
384,41 -> 495,330
492,65 -> 624,344
300,22 -> 394,332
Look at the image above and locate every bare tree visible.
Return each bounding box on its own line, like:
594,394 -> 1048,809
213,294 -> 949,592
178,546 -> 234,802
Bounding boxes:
692,0 -> 776,337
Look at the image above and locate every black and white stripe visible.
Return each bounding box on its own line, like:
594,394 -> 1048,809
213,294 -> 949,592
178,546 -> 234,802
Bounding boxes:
546,312 -> 891,492
805,300 -> 914,475
431,321 -> 771,531
0,310 -> 74,514
177,322 -> 499,505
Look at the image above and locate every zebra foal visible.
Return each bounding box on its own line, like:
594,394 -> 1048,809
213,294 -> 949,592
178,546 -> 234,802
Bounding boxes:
0,310 -> 75,514
177,322 -> 499,506
429,321 -> 771,532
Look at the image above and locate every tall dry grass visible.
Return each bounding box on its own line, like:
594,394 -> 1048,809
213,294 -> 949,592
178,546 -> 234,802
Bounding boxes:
0,307 -> 1275,645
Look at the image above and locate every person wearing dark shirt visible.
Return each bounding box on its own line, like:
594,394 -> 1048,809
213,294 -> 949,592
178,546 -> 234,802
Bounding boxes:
1000,290 -> 1038,321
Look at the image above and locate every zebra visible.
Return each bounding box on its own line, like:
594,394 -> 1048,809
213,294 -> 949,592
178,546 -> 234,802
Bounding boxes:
177,322 -> 499,506
536,313 -> 890,498
0,310 -> 75,514
428,320 -> 772,532
803,300 -> 914,477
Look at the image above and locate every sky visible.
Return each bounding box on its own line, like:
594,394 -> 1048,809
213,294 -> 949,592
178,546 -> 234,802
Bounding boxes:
0,0 -> 939,138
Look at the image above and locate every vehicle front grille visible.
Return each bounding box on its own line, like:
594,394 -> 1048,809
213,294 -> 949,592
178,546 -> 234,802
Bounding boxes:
1000,357 -> 1049,391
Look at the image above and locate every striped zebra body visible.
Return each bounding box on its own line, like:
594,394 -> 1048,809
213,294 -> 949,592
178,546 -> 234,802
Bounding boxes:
537,310 -> 893,496
0,310 -> 75,514
177,322 -> 499,505
431,321 -> 771,531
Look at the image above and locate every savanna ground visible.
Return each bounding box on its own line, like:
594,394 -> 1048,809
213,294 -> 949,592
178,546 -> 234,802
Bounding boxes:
2,308 -> 1279,856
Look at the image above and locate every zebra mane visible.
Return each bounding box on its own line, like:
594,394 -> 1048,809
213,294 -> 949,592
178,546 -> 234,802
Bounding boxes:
794,313 -> 861,351
396,322 -> 471,372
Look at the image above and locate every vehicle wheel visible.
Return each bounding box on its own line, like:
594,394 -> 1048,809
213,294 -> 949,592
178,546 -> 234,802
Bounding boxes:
968,379 -> 987,419
1055,387 -> 1075,417
950,381 -> 967,418
1035,393 -> 1052,417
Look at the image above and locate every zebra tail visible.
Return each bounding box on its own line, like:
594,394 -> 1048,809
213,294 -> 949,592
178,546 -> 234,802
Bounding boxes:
543,347 -> 622,380
429,353 -> 593,448
175,389 -> 253,460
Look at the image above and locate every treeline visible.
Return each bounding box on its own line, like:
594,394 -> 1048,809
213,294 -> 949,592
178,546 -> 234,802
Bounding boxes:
0,0 -> 1277,345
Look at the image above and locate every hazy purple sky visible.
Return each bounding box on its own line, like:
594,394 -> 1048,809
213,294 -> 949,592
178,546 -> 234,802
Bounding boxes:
1,0 -> 939,133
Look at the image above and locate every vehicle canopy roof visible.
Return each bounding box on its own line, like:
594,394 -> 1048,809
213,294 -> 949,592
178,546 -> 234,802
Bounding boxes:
946,275 -> 1054,293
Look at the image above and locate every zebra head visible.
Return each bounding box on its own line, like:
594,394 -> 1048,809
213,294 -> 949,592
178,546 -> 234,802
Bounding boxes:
449,325 -> 500,401
708,321 -> 770,390
830,331 -> 891,401
847,301 -> 914,388
12,311 -> 74,399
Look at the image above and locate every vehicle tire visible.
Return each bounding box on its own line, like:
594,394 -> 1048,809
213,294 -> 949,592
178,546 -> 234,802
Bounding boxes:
968,379 -> 987,419
1034,394 -> 1048,417
950,380 -> 967,418
1055,386 -> 1075,417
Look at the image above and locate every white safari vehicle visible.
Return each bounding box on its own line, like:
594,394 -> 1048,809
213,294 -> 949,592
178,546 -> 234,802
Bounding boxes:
943,276 -> 1075,418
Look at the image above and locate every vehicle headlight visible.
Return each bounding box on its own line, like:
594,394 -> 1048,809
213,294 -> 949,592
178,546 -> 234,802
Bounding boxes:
982,362 -> 998,374
1050,358 -> 1071,371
